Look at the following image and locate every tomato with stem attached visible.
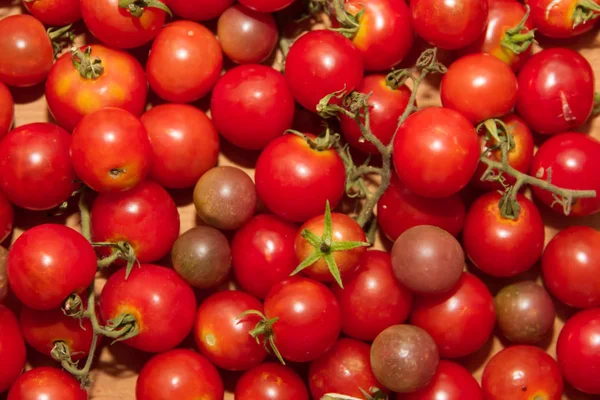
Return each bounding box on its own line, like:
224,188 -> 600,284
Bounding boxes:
7,367 -> 87,400
0,82 -> 14,136
527,0 -> 600,38
235,363 -> 309,400
402,360 -> 484,400
23,0 -> 82,26
0,305 -> 26,394
239,0 -> 295,12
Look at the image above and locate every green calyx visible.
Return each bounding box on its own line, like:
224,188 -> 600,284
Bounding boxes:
501,5 -> 536,54
118,0 -> 172,17
326,0 -> 364,39
47,24 -> 74,58
285,127 -> 339,151
573,0 -> 600,27
92,241 -> 139,278
71,46 -> 104,80
239,310 -> 285,365
103,313 -> 139,344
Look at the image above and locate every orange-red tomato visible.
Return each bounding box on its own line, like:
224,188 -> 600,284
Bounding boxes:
527,0 -> 600,38
0,305 -> 26,393
22,0 -> 82,26
169,0 -> 234,20
7,367 -> 87,400
0,82 -> 14,136
235,363 -> 309,400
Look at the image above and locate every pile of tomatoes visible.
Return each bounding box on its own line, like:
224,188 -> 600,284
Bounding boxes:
1,0 -> 600,399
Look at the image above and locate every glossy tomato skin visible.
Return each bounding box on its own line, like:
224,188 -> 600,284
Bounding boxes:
7,367 -> 86,400
285,30 -> 364,112
410,272 -> 496,358
340,75 -> 411,154
0,192 -> 13,243
91,180 -> 180,264
530,133 -> 600,216
441,53 -> 518,123
255,134 -> 346,222
23,0 -> 82,25
168,0 -> 233,20
482,346 -> 563,399
71,108 -> 152,193
231,214 -> 298,299
401,360 -> 483,400
0,305 -> 26,394
0,15 -> 53,87
516,48 -> 595,134
410,0 -> 488,49
235,363 -> 309,400
141,104 -> 219,189
147,21 -> 223,103
99,264 -> 196,353
527,0 -> 600,38
463,192 -> 545,277
0,82 -> 14,136
393,107 -> 480,198
0,122 -> 76,211
46,44 -> 147,131
7,224 -> 97,311
264,277 -> 341,362
332,251 -> 413,341
239,0 -> 294,12
210,65 -> 295,150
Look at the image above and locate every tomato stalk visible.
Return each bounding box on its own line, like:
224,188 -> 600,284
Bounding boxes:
118,0 -> 172,17
47,24 -> 75,58
573,0 -> 600,27
237,309 -> 285,364
325,0 -> 365,39
71,46 -> 104,80
500,5 -> 536,55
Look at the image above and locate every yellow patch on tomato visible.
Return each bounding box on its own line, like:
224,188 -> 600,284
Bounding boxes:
55,77 -> 73,98
76,90 -> 100,114
108,83 -> 126,102
353,14 -> 370,51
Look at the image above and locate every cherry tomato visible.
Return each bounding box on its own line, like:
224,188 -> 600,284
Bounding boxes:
100,264 -> 196,353
482,346 -> 563,399
340,74 -> 411,154
557,308 -> 600,394
516,48 -> 595,134
263,277 -> 341,362
7,367 -> 86,400
232,214 -> 298,299
210,65 -> 295,150
463,192 -> 545,277
0,82 -> 14,136
23,0 -> 82,26
401,360 -> 483,400
530,132 -> 600,216
91,180 -> 180,264
235,363 -> 309,400
527,0 -> 600,38
141,104 -> 219,189
46,44 -> 147,131
255,134 -> 346,222
0,15 -> 53,87
285,30 -> 364,112
239,0 -> 294,12
410,0 -> 488,49
410,272 -> 496,358
393,107 -> 480,198
0,305 -> 26,394
71,107 -> 152,193
147,21 -> 223,103
441,54 -> 518,123
0,192 -> 14,243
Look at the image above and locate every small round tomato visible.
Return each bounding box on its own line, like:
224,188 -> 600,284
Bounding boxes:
46,44 -> 147,131
71,107 -> 152,193
0,82 -> 14,136
441,54 -> 518,123
255,134 -> 346,222
0,305 -> 26,394
235,363 -> 309,400
410,0 -> 488,49
340,74 -> 411,154
393,107 -> 480,198
0,192 -> 13,243
482,346 -> 563,399
463,192 -> 545,277
147,21 -> 223,103
402,360 -> 483,400
232,214 -> 298,299
100,264 -> 196,353
332,251 -> 413,341
239,0 -> 294,12
168,0 -> 233,20
527,0 -> 600,38
7,367 -> 86,400
23,0 -> 82,26
285,30 -> 364,112
410,272 -> 496,358
0,15 -> 53,87
210,65 -> 295,150
530,133 -> 600,216
137,349 -> 224,400
516,48 -> 595,134
141,104 -> 219,189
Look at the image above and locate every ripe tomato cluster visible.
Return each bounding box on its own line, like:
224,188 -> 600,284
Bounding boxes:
0,0 -> 600,399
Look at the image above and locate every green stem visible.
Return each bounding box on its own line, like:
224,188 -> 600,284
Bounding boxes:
326,0 -> 362,38
501,5 -> 536,55
71,47 -> 104,80
593,92 -> 600,115
573,0 -> 600,27
78,190 -> 91,242
47,24 -> 74,58
118,0 -> 172,17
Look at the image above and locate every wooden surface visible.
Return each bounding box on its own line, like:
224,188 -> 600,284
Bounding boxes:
2,1 -> 600,399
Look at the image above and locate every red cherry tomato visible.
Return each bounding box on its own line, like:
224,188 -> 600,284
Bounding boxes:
7,367 -> 86,400
0,305 -> 26,393
285,30 -> 364,112
530,132 -> 600,216
46,44 -> 147,131
141,104 -> 219,189
410,272 -> 496,358
332,251 -> 413,341
255,134 -> 346,222
441,53 -> 518,123
22,0 -> 82,26
482,346 -> 563,399
210,65 -> 295,150
0,82 -> 14,136
402,360 -> 483,400
340,74 -> 411,154
7,224 -> 97,311
71,107 -> 152,193
168,0 -> 234,20
527,0 -> 600,38
235,363 -> 309,400
147,21 -> 223,103
232,214 -> 298,299
239,0 -> 294,12
410,0 -> 489,49
393,107 -> 480,198
0,15 -> 53,87
0,192 -> 14,243
463,192 -> 545,277
100,264 -> 196,353
516,48 -> 595,134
